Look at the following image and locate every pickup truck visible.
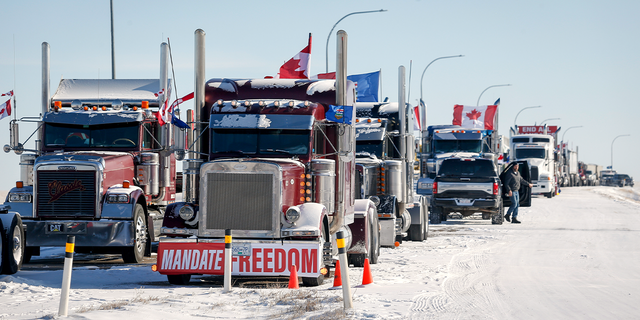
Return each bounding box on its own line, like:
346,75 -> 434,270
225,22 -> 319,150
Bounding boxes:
430,158 -> 532,225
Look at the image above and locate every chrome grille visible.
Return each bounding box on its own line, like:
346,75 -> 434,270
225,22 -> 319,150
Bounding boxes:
205,172 -> 273,231
531,166 -> 539,181
37,171 -> 96,218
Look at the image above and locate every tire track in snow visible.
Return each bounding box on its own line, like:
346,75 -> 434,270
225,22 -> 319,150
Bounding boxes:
408,239 -> 510,319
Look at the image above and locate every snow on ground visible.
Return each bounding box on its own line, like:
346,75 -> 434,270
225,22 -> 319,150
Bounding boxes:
1,186 -> 639,319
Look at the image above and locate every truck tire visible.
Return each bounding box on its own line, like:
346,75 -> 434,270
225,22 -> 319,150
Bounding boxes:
410,205 -> 426,241
1,214 -> 25,275
122,204 -> 148,263
491,202 -> 504,225
430,206 -> 442,224
23,247 -> 39,264
167,274 -> 191,285
370,219 -> 380,264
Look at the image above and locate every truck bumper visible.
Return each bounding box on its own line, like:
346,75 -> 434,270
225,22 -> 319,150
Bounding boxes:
433,198 -> 499,211
156,238 -> 323,277
24,219 -> 134,247
532,180 -> 553,194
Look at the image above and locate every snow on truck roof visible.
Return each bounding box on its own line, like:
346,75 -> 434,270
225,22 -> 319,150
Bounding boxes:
51,79 -> 167,105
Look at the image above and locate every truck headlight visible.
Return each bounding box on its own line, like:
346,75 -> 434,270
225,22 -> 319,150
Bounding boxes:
9,192 -> 32,203
179,205 -> 195,221
285,206 -> 301,223
106,194 -> 129,203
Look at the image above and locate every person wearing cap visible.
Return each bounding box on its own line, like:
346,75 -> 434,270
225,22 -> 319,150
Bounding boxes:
504,162 -> 533,224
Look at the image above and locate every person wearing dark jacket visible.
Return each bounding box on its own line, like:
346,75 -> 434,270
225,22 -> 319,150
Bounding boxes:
504,163 -> 533,223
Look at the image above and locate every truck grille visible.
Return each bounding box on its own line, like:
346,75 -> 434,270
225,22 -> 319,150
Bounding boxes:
37,171 -> 97,218
204,172 -> 273,231
531,166 -> 539,181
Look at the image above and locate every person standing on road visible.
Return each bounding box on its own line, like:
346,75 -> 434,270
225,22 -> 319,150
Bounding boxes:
504,162 -> 533,224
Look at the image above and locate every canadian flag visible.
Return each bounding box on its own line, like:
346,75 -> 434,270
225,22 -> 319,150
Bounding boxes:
0,90 -> 13,121
278,34 -> 311,79
156,87 -> 172,126
452,104 -> 498,130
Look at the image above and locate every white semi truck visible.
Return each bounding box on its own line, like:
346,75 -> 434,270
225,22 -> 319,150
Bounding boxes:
510,127 -> 558,198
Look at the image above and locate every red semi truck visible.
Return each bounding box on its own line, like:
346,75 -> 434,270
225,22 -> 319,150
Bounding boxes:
154,29 -> 380,286
2,42 -> 180,264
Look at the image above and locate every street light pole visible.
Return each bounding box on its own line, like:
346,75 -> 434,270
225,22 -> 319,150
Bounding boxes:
540,118 -> 560,126
611,134 -> 630,169
419,54 -> 464,135
561,126 -> 583,143
325,9 -> 387,73
513,106 -> 541,128
476,84 -> 511,106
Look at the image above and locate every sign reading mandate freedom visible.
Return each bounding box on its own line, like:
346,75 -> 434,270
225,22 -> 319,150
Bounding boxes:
157,242 -> 322,276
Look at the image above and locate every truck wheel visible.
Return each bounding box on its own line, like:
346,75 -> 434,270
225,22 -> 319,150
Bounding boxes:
167,274 -> 191,285
430,207 -> 442,224
122,204 -> 148,263
349,253 -> 366,268
491,202 -> 504,225
2,214 -> 25,275
410,206 -> 426,241
302,274 -> 324,287
369,218 -> 380,264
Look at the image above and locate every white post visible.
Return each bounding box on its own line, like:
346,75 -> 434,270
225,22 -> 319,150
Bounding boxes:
58,235 -> 75,316
223,229 -> 232,293
337,231 -> 353,309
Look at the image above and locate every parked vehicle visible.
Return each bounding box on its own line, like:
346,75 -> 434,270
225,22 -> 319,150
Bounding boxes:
600,169 -> 616,186
510,130 -> 558,197
155,30 -> 379,286
611,174 -> 634,187
430,158 -> 531,225
0,204 -> 25,274
2,42 -> 179,263
354,69 -> 428,245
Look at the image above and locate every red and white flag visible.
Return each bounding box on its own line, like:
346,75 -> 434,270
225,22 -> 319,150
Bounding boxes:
0,90 -> 13,121
413,105 -> 421,131
156,87 -> 172,126
278,34 -> 311,79
452,104 -> 498,130
158,91 -> 194,126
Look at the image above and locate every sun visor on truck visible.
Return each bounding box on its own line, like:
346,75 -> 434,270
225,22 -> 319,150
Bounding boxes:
43,111 -> 144,125
210,114 -> 314,130
355,122 -> 387,141
434,131 -> 482,140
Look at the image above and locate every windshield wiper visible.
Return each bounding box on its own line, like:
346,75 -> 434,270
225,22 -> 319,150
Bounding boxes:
260,148 -> 291,154
217,150 -> 248,154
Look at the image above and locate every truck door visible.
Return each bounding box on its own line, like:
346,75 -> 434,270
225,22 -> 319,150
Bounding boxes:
500,161 -> 532,208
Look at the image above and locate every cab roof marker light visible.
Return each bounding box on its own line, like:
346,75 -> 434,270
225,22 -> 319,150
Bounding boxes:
244,101 -> 251,107
141,101 -> 149,109
288,101 -> 295,108
274,101 -> 281,107
258,100 -> 265,107
231,100 -> 238,108
304,100 -> 310,107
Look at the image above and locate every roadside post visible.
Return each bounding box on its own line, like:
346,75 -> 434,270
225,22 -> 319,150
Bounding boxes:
223,229 -> 232,293
58,235 -> 75,316
336,231 -> 353,309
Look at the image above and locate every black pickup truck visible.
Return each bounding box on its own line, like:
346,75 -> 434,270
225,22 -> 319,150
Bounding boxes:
430,158 -> 531,225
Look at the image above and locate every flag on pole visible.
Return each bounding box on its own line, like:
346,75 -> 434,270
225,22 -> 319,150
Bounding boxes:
278,34 -> 312,79
169,92 -> 194,129
452,104 -> 498,130
413,105 -> 421,131
0,90 -> 13,121
311,70 -> 381,102
156,87 -> 173,126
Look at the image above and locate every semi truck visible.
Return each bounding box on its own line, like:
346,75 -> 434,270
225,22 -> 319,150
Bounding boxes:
354,67 -> 428,245
155,29 -> 380,286
2,42 -> 180,263
510,126 -> 559,198
0,204 -> 24,274
416,125 -> 499,219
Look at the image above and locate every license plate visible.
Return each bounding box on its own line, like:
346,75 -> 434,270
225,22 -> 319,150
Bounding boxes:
233,243 -> 252,256
48,223 -> 63,232
457,199 -> 472,205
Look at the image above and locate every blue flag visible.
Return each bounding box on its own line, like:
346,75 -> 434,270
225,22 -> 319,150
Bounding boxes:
348,71 -> 380,102
326,105 -> 353,125
171,111 -> 190,129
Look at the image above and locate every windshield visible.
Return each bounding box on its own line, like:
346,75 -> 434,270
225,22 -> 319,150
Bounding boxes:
211,129 -> 310,155
356,141 -> 384,158
439,159 -> 497,177
434,139 -> 482,153
44,123 -> 139,148
515,148 -> 545,159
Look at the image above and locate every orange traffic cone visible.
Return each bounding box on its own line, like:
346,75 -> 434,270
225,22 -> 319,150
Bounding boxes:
288,265 -> 299,289
361,258 -> 373,285
331,260 -> 342,289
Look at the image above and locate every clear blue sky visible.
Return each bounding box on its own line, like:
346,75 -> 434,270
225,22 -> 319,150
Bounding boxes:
1,0 -> 638,191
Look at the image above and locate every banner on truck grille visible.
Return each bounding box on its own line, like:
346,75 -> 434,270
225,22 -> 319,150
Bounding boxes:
157,242 -> 322,276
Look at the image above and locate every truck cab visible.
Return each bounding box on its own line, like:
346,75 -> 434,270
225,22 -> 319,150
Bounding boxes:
511,134 -> 557,198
